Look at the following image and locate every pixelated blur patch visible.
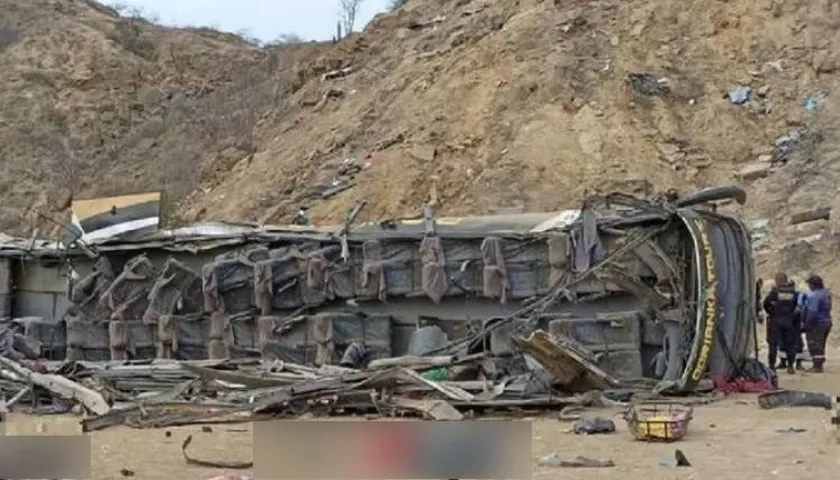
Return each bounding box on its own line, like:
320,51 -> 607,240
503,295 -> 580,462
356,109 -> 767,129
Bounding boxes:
0,435 -> 91,478
254,419 -> 531,479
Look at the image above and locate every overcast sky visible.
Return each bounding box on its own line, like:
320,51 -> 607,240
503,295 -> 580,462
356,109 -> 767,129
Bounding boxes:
98,0 -> 392,42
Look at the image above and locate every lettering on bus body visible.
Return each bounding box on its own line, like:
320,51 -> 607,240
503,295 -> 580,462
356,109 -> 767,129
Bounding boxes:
691,217 -> 719,382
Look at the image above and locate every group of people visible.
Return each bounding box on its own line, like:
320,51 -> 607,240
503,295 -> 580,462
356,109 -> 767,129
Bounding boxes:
760,273 -> 833,374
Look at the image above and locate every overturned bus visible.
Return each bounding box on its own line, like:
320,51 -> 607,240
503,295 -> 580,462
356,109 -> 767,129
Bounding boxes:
0,185 -> 757,393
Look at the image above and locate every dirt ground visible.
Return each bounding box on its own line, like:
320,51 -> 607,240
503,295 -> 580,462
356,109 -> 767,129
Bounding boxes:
4,346 -> 839,480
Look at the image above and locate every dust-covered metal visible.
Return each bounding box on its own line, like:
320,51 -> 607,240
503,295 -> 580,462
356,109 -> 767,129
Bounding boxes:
0,185 -> 757,422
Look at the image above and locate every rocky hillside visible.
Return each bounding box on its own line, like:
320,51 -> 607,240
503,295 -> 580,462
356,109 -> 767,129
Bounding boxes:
0,0 -> 316,236
4,0 -> 840,287
175,0 -> 840,236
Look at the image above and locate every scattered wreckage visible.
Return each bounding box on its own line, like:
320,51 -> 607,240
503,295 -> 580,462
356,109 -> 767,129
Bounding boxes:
0,185 -> 760,426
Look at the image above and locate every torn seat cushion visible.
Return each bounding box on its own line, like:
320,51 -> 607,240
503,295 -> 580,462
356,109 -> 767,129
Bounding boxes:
157,315 -> 178,348
419,236 -> 448,304
361,240 -> 388,301
108,320 -> 134,354
480,236 -> 509,303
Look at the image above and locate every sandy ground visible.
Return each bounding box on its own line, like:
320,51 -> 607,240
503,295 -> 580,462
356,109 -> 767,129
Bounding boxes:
5,348 -> 840,480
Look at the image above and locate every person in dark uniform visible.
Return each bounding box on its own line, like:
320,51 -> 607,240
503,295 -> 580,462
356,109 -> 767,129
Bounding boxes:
758,276 -> 780,369
763,273 -> 801,374
803,274 -> 832,373
779,280 -> 807,370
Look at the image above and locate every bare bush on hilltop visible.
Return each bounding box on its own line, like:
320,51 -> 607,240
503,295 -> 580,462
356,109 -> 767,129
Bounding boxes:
338,0 -> 365,36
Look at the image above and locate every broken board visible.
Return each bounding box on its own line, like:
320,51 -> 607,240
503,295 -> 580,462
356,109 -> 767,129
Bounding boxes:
515,330 -> 619,393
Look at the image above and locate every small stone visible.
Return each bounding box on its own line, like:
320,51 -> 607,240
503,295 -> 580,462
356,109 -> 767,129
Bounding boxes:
657,142 -> 681,157
660,449 -> 691,468
775,426 -> 807,433
449,31 -> 468,48
736,161 -> 773,181
814,51 -> 837,73
409,145 -> 437,162
757,85 -> 771,97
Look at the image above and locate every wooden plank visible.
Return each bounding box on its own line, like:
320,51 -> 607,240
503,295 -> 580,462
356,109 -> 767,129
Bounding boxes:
0,357 -> 110,416
368,355 -> 456,370
82,401 -> 241,432
396,369 -> 474,402
388,397 -> 463,420
449,396 -> 577,408
179,363 -> 303,388
790,207 -> 831,225
367,353 -> 486,370
7,386 -> 31,408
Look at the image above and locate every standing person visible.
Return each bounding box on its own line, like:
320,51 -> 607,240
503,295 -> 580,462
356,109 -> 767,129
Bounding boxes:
763,273 -> 801,374
756,278 -> 765,357
756,279 -> 764,320
803,274 -> 832,373
794,288 -> 810,370
760,277 -> 780,370
778,279 -> 807,370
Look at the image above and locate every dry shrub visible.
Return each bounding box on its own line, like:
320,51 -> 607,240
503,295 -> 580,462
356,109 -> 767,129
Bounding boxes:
19,69 -> 59,88
338,0 -> 366,35
108,18 -> 157,60
187,52 -> 291,153
27,122 -> 84,194
265,33 -> 307,47
388,0 -> 409,11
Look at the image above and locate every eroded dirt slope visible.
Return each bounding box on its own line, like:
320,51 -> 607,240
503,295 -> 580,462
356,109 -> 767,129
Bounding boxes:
0,0 -> 312,236
176,0 -> 840,230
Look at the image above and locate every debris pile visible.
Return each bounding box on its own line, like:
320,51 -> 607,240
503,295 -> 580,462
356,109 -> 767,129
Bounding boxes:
0,327 -> 717,432
0,185 -> 763,439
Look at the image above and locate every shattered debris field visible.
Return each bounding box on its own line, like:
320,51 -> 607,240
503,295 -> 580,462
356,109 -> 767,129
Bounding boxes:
5,365 -> 837,480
